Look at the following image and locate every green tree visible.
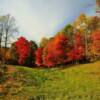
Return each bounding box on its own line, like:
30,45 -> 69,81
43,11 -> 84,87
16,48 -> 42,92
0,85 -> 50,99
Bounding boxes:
26,40 -> 38,66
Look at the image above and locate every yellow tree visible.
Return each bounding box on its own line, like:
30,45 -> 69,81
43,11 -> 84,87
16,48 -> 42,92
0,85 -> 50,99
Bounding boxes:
89,31 -> 100,62
39,37 -> 49,48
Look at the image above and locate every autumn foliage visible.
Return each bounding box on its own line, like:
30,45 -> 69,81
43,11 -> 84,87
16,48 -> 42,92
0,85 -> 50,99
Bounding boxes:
37,33 -> 85,67
12,30 -> 99,67
68,33 -> 85,61
35,48 -> 43,66
89,31 -> 100,61
42,34 -> 69,67
2,14 -> 100,67
15,37 -> 30,65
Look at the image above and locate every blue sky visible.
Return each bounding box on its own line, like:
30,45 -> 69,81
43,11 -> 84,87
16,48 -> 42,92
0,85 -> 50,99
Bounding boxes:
0,0 -> 96,43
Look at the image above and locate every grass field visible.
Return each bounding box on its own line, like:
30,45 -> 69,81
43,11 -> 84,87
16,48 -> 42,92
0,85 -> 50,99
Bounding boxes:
0,61 -> 100,100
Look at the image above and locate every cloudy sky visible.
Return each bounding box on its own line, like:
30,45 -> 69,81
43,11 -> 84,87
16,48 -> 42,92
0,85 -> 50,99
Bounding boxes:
0,0 -> 96,43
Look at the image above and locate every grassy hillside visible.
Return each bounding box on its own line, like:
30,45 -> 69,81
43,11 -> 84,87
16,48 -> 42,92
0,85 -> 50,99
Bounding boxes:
0,61 -> 100,100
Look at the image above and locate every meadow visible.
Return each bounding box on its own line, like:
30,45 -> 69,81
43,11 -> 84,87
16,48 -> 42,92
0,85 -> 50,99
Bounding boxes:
0,61 -> 100,100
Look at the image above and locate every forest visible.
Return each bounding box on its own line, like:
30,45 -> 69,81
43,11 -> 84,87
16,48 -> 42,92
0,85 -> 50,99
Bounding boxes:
0,14 -> 100,67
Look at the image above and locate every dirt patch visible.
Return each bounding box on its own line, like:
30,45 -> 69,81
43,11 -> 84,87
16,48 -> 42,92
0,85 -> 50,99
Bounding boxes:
88,72 -> 100,75
6,65 -> 16,74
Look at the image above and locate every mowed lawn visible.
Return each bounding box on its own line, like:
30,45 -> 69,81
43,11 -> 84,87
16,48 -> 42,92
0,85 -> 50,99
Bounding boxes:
1,61 -> 100,100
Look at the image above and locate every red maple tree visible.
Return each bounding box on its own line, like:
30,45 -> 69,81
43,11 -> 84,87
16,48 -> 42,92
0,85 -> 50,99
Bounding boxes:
68,33 -> 85,61
43,34 -> 69,67
15,37 -> 30,65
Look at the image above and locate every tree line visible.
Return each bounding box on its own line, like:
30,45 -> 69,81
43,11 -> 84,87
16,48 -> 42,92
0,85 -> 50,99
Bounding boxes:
0,14 -> 100,67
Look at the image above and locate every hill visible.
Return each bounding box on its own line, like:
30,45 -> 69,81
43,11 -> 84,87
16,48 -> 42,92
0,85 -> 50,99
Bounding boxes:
0,61 -> 100,100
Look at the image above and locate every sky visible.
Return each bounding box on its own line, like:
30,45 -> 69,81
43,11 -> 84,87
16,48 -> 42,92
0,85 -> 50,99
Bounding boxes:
0,0 -> 96,43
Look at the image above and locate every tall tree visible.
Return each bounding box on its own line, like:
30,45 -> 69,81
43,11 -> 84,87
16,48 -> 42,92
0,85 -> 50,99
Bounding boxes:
0,16 -> 4,60
42,34 -> 69,67
89,31 -> 100,61
26,40 -> 38,66
73,14 -> 91,60
0,14 -> 18,79
0,14 -> 18,63
68,33 -> 85,63
15,37 -> 30,65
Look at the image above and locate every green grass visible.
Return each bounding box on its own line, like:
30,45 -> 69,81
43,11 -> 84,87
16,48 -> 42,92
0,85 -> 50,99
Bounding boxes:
1,61 -> 100,100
